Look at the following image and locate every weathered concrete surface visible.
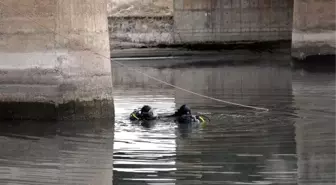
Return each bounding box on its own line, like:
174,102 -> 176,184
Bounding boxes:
0,0 -> 114,120
108,16 -> 173,49
107,0 -> 173,17
292,0 -> 336,60
174,0 -> 293,43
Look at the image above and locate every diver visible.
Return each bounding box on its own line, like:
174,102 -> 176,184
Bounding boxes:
171,104 -> 192,117
130,104 -> 209,124
169,104 -> 208,124
130,105 -> 158,121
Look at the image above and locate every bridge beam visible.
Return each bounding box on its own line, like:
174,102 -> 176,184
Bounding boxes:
292,0 -> 336,61
0,0 -> 114,120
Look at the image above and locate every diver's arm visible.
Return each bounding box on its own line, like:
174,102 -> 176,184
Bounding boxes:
162,114 -> 175,118
159,112 -> 178,118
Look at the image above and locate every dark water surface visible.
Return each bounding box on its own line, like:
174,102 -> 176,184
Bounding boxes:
0,54 -> 335,185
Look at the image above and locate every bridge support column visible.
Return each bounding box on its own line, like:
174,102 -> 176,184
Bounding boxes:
0,0 -> 114,120
292,0 -> 336,61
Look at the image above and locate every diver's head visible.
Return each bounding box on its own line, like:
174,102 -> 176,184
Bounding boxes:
141,105 -> 152,113
177,104 -> 191,116
140,105 -> 154,120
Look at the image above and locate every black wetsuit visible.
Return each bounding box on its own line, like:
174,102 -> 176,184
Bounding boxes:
171,105 -> 208,124
130,104 -> 207,124
130,105 -> 157,121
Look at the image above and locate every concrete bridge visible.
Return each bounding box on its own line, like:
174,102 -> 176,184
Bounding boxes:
173,0 -> 335,60
0,0 -> 335,120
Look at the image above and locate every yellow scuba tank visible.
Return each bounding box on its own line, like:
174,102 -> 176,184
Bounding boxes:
195,115 -> 209,128
130,110 -> 140,121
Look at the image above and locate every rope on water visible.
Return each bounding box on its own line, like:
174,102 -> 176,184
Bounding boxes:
112,60 -> 269,112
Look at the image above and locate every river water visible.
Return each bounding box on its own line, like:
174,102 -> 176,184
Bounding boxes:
0,52 -> 335,185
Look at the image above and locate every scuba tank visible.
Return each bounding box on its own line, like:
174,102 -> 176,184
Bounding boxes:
130,109 -> 141,121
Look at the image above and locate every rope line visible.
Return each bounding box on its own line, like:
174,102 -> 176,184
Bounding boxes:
0,0 -> 269,112
112,60 -> 269,112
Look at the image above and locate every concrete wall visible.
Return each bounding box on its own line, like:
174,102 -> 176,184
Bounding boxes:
292,0 -> 336,59
174,0 -> 293,43
107,0 -> 173,17
108,16 -> 174,49
0,0 -> 114,120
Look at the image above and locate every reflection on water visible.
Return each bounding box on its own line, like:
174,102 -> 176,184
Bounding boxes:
172,65 -> 293,113
0,55 -> 334,185
0,120 -> 114,185
293,72 -> 335,185
114,57 -> 297,184
111,57 -> 335,185
113,89 -> 177,185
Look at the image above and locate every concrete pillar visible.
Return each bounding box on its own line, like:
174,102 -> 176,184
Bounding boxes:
0,0 -> 114,120
292,0 -> 336,60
